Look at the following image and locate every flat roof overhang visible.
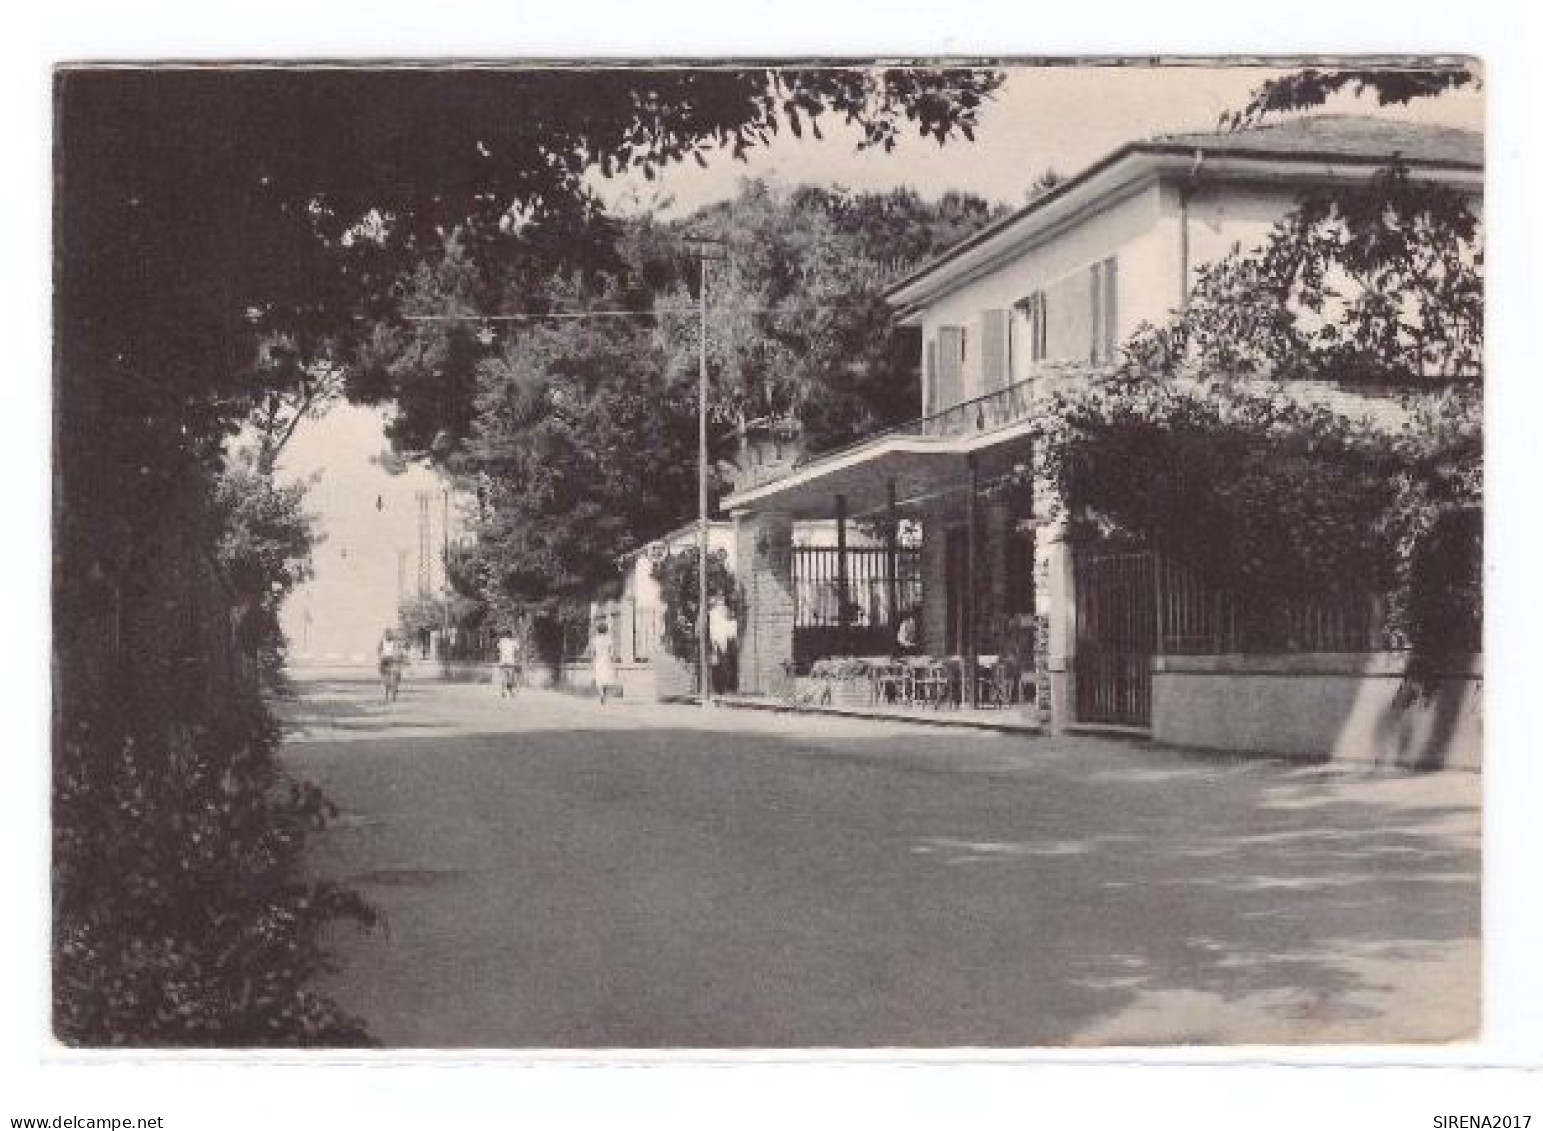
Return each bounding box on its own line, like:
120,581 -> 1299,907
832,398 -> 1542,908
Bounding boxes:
722,420 -> 1039,521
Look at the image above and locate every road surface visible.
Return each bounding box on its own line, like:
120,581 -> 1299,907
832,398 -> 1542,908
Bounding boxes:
279,670 -> 1479,1048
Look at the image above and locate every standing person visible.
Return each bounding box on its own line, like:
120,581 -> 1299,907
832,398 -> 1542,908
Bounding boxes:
496,628 -> 522,698
591,621 -> 618,706
895,604 -> 922,656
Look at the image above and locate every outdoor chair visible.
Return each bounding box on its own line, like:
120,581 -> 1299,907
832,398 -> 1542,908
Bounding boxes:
909,657 -> 950,708
979,656 -> 1032,709
934,658 -> 966,709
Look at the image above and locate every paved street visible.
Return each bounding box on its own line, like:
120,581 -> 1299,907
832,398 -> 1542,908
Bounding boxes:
278,671 -> 1479,1048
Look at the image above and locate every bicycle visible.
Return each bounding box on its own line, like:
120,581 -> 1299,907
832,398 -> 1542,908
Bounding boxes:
498,663 -> 523,698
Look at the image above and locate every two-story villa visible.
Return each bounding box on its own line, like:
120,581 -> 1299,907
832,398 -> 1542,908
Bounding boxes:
722,114 -> 1482,764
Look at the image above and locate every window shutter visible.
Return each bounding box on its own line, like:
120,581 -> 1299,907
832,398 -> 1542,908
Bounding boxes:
1086,257 -> 1120,363
981,309 -> 1007,391
1102,257 -> 1119,363
1088,265 -> 1103,363
924,339 -> 938,415
938,326 -> 964,411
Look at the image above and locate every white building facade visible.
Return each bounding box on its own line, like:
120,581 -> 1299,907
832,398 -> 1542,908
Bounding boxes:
723,115 -> 1482,766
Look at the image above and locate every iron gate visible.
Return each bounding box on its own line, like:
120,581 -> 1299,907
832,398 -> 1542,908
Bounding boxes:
1073,548 -> 1381,728
1073,550 -> 1157,727
792,545 -> 922,667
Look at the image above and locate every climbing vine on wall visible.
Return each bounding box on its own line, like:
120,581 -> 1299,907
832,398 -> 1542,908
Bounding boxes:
1021,376 -> 1481,681
652,545 -> 740,664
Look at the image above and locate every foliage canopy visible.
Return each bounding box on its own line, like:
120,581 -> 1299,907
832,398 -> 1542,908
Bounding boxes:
54,65 -> 1004,1043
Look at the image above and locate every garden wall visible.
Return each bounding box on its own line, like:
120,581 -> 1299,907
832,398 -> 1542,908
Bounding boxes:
558,659 -> 663,701
1151,652 -> 1481,771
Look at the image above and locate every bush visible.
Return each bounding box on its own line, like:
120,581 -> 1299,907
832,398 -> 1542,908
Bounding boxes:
1026,376 -> 1481,684
652,545 -> 738,667
53,695 -> 378,1047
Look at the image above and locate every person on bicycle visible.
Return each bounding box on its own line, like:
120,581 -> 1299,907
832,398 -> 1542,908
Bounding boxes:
496,629 -> 522,698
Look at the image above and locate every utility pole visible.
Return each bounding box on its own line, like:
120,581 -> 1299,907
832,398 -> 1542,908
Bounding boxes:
442,486 -> 452,648
416,490 -> 432,599
688,236 -> 725,708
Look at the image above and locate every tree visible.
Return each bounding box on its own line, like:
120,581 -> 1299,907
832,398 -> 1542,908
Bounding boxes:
211,453 -> 322,674
1122,166 -> 1482,384
1079,66 -> 1485,683
1025,167 -> 1064,201
652,181 -> 1007,453
56,68 -> 1005,627
466,305 -> 708,613
1223,64 -> 1479,129
53,65 -> 1004,1045
378,180 -> 1007,630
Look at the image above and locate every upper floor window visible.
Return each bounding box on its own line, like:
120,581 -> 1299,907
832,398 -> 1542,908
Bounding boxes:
1089,256 -> 1119,364
1012,291 -> 1048,376
929,325 -> 967,414
1010,256 -> 1120,370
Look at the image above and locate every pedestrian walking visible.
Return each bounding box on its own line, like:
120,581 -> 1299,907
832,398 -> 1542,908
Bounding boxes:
592,621 -> 618,705
496,630 -> 522,698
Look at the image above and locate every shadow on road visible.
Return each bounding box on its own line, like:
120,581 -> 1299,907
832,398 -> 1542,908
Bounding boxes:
283,679 -> 1480,1048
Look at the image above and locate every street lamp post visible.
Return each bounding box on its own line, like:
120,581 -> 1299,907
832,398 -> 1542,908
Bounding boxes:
688,236 -> 725,709
442,486 -> 452,654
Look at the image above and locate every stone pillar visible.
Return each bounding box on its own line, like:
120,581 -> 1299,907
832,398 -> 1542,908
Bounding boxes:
965,455 -> 980,707
735,510 -> 795,697
985,499 -> 1010,654
1034,472 -> 1077,733
920,513 -> 949,656
834,493 -> 850,655
884,480 -> 900,630
615,595 -> 637,665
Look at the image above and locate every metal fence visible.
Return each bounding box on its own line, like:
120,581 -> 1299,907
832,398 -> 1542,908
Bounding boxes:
440,626 -> 496,663
792,545 -> 922,665
1154,555 -> 1381,655
793,546 -> 923,631
1075,548 -> 1384,728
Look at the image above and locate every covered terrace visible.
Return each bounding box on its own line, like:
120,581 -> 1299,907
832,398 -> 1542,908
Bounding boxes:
724,380 -> 1067,720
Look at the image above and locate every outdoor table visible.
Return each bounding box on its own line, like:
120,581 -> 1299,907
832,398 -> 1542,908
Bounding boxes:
869,661 -> 908,706
909,657 -> 951,708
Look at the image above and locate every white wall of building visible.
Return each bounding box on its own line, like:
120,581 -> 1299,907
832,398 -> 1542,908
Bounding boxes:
917,181 -> 1170,405
1182,178 -> 1303,280
911,175 -> 1329,412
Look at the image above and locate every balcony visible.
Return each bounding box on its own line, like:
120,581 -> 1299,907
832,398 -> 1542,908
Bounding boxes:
792,363 -> 1118,470
722,369 -> 1106,519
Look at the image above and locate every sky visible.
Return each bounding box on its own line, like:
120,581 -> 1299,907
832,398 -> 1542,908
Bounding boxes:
277,404 -> 451,660
590,64 -> 1484,217
276,62 -> 1485,661
10,8 -> 1538,1108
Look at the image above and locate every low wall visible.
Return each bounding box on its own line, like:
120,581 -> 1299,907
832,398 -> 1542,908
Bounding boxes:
436,659 -> 497,684
558,660 -> 659,701
1151,653 -> 1481,771
651,651 -> 698,701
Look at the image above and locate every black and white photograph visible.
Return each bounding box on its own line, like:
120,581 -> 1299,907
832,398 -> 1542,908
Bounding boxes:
15,0 -> 1543,1115
48,57 -> 1492,1055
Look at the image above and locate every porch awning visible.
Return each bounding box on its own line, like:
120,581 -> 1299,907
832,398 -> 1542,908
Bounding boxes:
722,422 -> 1037,520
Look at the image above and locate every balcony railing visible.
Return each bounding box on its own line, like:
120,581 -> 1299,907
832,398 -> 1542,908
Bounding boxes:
913,379 -> 1039,439
788,373 -> 1068,478
781,362 -> 1465,482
